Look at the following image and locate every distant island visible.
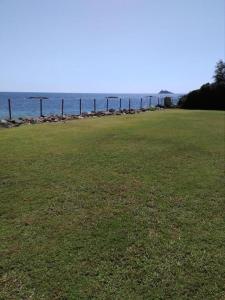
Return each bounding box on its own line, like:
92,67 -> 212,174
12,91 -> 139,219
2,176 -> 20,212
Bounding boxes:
158,90 -> 173,94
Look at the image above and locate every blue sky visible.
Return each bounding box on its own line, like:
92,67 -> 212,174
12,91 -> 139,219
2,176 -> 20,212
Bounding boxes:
0,0 -> 224,93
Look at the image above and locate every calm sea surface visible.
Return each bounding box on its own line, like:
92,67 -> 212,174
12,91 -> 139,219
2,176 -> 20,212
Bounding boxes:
0,92 -> 183,119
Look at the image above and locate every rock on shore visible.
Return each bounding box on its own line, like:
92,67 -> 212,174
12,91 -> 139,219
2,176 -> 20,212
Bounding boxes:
0,107 -> 157,128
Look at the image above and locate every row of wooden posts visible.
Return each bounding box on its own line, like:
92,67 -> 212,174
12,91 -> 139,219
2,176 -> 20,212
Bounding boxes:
5,96 -> 162,120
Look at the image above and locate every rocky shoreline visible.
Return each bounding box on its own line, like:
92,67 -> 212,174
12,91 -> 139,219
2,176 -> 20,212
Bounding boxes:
0,107 -> 158,128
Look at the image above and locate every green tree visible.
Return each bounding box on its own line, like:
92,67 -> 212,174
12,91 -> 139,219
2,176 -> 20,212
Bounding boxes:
213,60 -> 225,84
164,97 -> 172,108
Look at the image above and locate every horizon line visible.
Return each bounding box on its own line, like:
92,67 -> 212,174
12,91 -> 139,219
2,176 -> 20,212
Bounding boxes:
0,90 -> 186,94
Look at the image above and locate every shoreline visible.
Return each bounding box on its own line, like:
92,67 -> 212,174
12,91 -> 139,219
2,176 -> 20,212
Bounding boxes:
0,107 -> 161,128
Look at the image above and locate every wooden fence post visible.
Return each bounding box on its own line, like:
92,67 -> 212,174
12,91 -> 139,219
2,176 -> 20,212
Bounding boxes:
61,99 -> 64,116
140,98 -> 143,109
106,98 -> 109,111
94,99 -> 96,113
79,98 -> 82,115
40,99 -> 43,117
119,98 -> 122,111
129,98 -> 131,112
8,98 -> 12,120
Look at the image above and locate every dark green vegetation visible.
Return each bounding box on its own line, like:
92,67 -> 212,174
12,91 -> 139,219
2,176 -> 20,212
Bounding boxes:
179,60 -> 225,110
178,82 -> 225,110
0,110 -> 224,299
163,97 -> 173,108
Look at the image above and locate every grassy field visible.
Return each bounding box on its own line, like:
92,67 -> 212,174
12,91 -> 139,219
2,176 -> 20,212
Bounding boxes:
0,110 -> 224,299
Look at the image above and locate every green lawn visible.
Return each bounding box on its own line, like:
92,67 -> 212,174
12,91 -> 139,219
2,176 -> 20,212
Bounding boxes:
0,110 -> 224,299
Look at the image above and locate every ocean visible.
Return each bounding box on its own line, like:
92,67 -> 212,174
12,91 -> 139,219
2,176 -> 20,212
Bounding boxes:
0,92 -> 183,119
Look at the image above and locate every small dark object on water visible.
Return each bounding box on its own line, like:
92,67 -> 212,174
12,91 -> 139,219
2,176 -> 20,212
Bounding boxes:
105,96 -> 119,99
27,96 -> 48,100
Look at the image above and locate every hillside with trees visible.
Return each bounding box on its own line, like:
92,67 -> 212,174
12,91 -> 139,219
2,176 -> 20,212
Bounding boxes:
178,60 -> 225,110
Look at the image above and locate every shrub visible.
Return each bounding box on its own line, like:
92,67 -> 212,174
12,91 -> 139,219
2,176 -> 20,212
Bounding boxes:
178,82 -> 225,110
178,60 -> 225,110
164,97 -> 173,108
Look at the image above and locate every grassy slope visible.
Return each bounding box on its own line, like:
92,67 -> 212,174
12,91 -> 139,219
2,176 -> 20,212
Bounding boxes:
0,110 -> 224,299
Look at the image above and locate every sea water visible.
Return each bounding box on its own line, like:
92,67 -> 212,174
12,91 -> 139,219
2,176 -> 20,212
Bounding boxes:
0,92 -> 183,119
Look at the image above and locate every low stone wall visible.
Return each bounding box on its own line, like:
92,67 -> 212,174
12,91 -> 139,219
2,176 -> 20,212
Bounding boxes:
0,107 -> 158,128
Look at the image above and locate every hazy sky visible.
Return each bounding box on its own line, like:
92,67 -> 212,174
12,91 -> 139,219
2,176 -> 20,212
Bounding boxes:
0,0 -> 224,93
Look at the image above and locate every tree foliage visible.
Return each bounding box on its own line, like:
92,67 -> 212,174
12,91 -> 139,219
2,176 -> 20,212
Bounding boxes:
178,83 -> 225,110
213,60 -> 225,84
178,60 -> 225,110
